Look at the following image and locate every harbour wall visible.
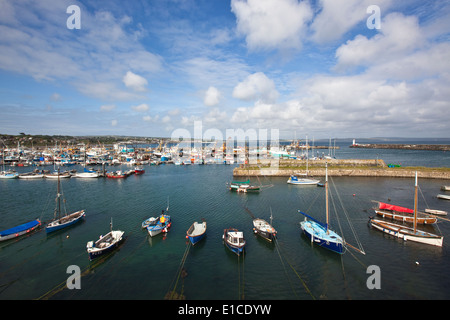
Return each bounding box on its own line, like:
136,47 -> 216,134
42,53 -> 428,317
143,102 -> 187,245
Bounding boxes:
233,159 -> 450,179
349,143 -> 450,151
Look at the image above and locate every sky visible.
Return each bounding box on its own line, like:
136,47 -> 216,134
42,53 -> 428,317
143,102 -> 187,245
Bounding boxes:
0,0 -> 449,140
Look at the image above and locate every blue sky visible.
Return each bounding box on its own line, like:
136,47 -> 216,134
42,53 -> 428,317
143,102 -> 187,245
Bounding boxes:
0,0 -> 449,139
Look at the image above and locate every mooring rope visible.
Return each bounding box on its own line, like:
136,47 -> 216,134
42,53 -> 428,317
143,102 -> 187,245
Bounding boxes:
167,241 -> 191,300
274,238 -> 315,300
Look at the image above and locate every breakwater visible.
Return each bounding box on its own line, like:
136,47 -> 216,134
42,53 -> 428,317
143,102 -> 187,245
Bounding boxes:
233,159 -> 450,179
349,143 -> 450,151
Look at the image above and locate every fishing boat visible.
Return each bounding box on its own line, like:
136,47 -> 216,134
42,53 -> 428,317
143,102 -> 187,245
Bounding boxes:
299,163 -> 344,254
287,175 -> 320,185
0,219 -> 41,241
253,214 -> 277,242
45,170 -> 85,233
186,221 -> 207,245
437,194 -> 450,200
369,173 -> 443,247
106,170 -> 127,178
223,228 -> 245,256
373,202 -> 437,224
147,214 -> 171,236
229,179 -> 260,193
134,167 -> 145,175
86,219 -> 125,260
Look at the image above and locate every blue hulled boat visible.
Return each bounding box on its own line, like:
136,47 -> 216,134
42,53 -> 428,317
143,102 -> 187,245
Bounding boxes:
45,169 -> 85,233
223,228 -> 245,256
0,219 -> 41,241
86,219 -> 125,260
186,221 -> 207,245
298,163 -> 344,254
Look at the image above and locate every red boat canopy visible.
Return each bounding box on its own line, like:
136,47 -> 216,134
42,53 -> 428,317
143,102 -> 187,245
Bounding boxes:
378,202 -> 414,213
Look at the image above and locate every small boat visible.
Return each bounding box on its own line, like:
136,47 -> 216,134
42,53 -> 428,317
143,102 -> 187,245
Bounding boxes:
287,175 -> 320,185
86,219 -> 125,260
425,209 -> 448,216
437,194 -> 450,200
186,221 -> 207,245
18,172 -> 44,179
73,170 -> 100,178
147,214 -> 171,237
0,219 -> 41,241
229,179 -> 260,193
441,186 -> 450,191
134,167 -> 145,175
253,217 -> 277,242
44,171 -> 71,179
106,170 -> 127,178
369,172 -> 443,247
374,202 -> 437,224
0,171 -> 19,179
223,228 -> 245,256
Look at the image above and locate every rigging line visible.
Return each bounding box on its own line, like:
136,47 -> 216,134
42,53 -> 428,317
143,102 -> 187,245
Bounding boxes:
168,242 -> 191,300
329,176 -> 365,254
273,238 -> 300,299
275,238 -> 316,300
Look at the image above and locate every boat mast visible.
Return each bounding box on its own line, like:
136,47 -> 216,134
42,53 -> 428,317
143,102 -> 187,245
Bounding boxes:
414,171 -> 418,233
325,162 -> 329,233
56,168 -> 61,220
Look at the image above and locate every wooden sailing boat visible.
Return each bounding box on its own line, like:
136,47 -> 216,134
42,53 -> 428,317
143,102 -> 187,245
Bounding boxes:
298,163 -> 344,254
369,172 -> 443,247
373,201 -> 437,224
45,168 -> 85,233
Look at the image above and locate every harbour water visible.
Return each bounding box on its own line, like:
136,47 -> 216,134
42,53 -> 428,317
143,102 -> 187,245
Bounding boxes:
1,139 -> 450,300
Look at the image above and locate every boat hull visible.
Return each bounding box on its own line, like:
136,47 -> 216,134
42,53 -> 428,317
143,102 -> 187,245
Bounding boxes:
86,230 -> 125,260
253,219 -> 276,242
287,177 -> 320,185
437,194 -> 450,200
147,215 -> 171,237
375,209 -> 437,224
300,220 -> 344,254
187,221 -> 207,245
369,218 -> 443,247
0,219 -> 41,241
223,229 -> 245,256
46,210 -> 85,233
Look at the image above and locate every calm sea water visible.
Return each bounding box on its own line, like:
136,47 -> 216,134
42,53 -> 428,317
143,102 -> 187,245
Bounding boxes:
0,141 -> 450,300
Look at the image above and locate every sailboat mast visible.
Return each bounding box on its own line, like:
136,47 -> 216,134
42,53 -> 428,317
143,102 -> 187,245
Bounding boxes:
414,171 -> 418,233
325,163 -> 329,233
56,168 -> 61,220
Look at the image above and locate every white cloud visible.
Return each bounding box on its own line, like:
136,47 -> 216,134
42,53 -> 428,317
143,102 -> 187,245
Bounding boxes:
111,119 -> 118,126
335,13 -> 425,72
123,71 -> 149,92
203,86 -> 221,106
232,72 -> 279,103
131,103 -> 149,112
310,0 -> 392,44
231,0 -> 313,51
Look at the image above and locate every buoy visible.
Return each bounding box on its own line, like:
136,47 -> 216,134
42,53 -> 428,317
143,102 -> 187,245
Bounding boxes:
415,261 -> 420,265
353,194 -> 356,196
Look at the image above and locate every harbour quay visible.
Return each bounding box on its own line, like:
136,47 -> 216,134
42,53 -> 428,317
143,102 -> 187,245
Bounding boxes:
233,159 -> 450,179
